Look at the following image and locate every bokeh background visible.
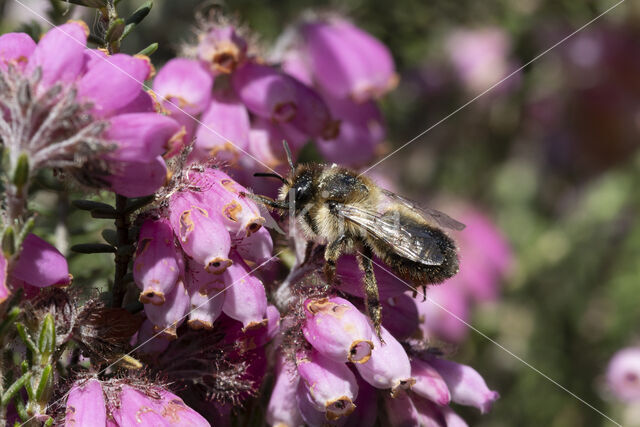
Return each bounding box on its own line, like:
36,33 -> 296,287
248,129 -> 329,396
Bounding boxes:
2,0 -> 640,425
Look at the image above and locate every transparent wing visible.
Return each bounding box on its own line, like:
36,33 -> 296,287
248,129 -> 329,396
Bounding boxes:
334,203 -> 445,266
380,189 -> 466,231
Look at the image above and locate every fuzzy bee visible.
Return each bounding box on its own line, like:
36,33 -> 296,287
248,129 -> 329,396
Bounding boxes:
246,143 -> 464,336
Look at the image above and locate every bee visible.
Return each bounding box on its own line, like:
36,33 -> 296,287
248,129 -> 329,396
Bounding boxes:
245,142 -> 464,336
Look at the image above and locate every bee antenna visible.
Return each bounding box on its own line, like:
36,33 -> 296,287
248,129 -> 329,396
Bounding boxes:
282,140 -> 295,173
253,172 -> 288,184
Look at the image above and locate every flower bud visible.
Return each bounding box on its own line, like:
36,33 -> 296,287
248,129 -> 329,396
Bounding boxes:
12,233 -> 71,288
302,296 -> 374,364
267,356 -> 304,427
189,169 -> 264,238
110,385 -> 209,426
186,261 -> 226,330
192,92 -> 250,164
354,326 -> 414,395
411,358 -> 451,405
144,280 -> 190,339
296,381 -> 340,427
221,252 -> 267,331
197,25 -> 248,74
429,358 -> 499,413
133,219 -> 181,305
169,191 -> 232,273
296,350 -> 358,421
301,17 -> 397,102
65,378 -> 106,427
606,346 -> 640,402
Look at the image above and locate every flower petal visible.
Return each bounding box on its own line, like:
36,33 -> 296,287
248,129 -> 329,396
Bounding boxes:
0,33 -> 36,71
12,233 -> 70,288
77,54 -> 151,118
154,58 -> 213,115
27,21 -> 88,88
105,113 -> 181,162
106,156 -> 168,197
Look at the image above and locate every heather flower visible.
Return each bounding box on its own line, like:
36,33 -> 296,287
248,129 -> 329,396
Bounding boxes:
296,350 -> 358,421
300,16 -> 397,102
333,255 -> 408,299
302,296 -> 375,364
11,233 -> 71,289
445,27 -> 516,94
133,219 -> 182,305
428,357 -> 500,413
191,90 -> 251,163
144,280 -> 190,339
383,390 -> 420,426
0,253 -> 8,303
197,25 -> 248,75
412,396 -> 448,426
354,325 -> 415,395
234,225 -> 274,265
266,356 -> 304,427
606,346 -> 640,402
168,191 -> 232,273
64,378 -> 106,426
152,57 -> 213,144
0,22 -> 183,197
135,319 -> 171,354
381,293 -> 419,340
221,251 -> 268,331
185,260 -> 226,330
411,358 -> 451,405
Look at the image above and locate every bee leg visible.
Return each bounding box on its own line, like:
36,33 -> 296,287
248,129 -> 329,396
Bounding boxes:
323,235 -> 347,283
357,247 -> 383,341
240,192 -> 288,211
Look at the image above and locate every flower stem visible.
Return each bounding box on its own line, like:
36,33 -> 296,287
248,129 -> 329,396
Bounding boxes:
112,194 -> 130,308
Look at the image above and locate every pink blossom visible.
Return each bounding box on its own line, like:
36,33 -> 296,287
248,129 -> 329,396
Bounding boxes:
197,25 -> 248,75
65,378 -> 106,427
606,346 -> 640,402
302,296 -> 375,364
221,251 -> 268,331
12,233 -> 71,289
267,356 -> 303,427
144,280 -> 190,339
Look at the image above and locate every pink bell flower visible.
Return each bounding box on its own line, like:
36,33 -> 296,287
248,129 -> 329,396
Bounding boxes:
606,346 -> 640,402
144,280 -> 190,340
64,378 -> 106,427
12,233 -> 71,288
302,296 -> 375,364
197,25 -> 248,75
411,358 -> 451,405
266,356 -> 303,427
221,251 -> 268,331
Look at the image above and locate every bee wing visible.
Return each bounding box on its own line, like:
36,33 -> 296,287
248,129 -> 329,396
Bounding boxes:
380,189 -> 466,231
334,203 -> 445,266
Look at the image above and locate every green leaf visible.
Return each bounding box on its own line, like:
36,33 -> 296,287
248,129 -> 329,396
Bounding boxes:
106,18 -> 125,43
2,226 -> 15,256
11,153 -> 29,191
101,229 -> 118,246
61,0 -> 107,7
35,364 -> 52,400
15,322 -> 37,355
16,216 -> 35,248
72,200 -> 115,213
14,394 -> 28,422
90,208 -> 118,219
116,244 -> 134,257
125,0 -> 153,26
71,243 -> 116,254
1,372 -> 30,405
137,42 -> 158,57
38,313 -> 55,356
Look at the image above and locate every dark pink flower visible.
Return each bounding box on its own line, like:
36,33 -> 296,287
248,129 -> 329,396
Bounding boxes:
144,280 -> 190,339
411,358 -> 451,405
221,251 -> 268,331
606,346 -> 640,402
110,385 -> 209,426
354,325 -> 414,395
267,355 -> 303,427
12,233 -> 71,288
133,219 -> 181,305
302,296 -> 375,364
135,319 -> 171,354
417,283 -> 469,343
428,358 -> 499,413
185,260 -> 226,330
169,191 -> 232,273
0,253 -> 7,303
383,390 -> 421,426
64,378 -> 106,426
301,17 -> 397,102
197,25 -> 248,75
0,32 -> 35,71
412,396 -> 448,426
296,350 -> 358,421
234,225 -> 273,265
191,91 -> 250,164
381,293 -> 419,340
334,255 -> 407,299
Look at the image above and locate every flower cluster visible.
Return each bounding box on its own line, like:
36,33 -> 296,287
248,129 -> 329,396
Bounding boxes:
268,294 -> 499,425
0,22 -> 183,198
133,167 -> 273,344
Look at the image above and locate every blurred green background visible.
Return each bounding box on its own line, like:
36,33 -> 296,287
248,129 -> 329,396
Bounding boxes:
2,0 -> 640,425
